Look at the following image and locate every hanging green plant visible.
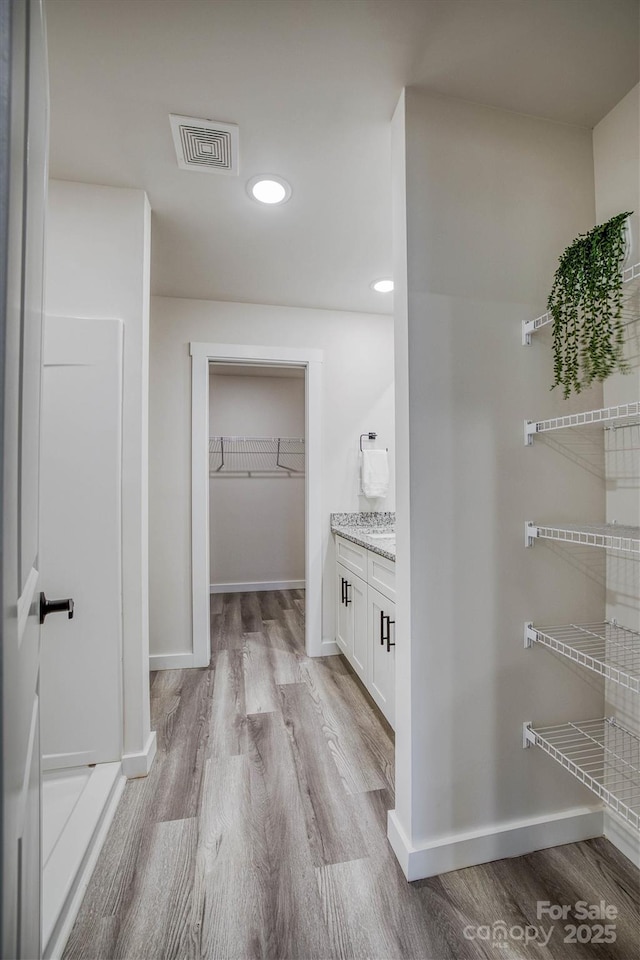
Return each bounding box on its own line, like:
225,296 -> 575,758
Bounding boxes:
548,211 -> 632,398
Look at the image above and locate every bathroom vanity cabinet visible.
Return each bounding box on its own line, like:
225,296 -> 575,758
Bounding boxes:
335,534 -> 395,727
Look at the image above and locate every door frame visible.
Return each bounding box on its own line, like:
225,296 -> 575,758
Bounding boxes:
190,341 -> 323,664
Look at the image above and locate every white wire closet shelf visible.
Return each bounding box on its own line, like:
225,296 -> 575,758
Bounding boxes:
525,400 -> 640,444
524,718 -> 640,831
525,621 -> 640,693
522,261 -> 640,345
526,521 -> 640,554
209,436 -> 305,476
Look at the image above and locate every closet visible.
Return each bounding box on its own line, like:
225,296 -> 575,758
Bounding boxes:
208,364 -> 306,595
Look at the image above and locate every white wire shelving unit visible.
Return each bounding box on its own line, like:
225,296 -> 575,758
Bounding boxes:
524,400 -> 640,445
522,261 -> 640,345
523,718 -> 640,831
209,436 -> 305,477
525,521 -> 640,554
521,244 -> 640,836
524,621 -> 640,693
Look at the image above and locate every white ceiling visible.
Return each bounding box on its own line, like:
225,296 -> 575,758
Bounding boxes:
45,0 -> 639,316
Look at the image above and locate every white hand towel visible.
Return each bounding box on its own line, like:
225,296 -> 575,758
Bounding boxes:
361,449 -> 389,499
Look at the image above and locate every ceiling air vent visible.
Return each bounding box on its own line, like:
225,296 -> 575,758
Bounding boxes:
169,114 -> 239,175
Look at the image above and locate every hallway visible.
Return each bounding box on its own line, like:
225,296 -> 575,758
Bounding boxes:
63,591 -> 639,959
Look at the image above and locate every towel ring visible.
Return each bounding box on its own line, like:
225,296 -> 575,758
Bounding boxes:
359,432 -> 377,452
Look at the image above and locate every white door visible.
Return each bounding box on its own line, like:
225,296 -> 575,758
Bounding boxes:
368,586 -> 396,727
1,2 -> 49,956
40,317 -> 124,767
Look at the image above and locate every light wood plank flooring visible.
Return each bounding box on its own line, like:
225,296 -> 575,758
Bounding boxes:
64,590 -> 640,959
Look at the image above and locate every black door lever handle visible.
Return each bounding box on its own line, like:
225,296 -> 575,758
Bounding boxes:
39,592 -> 74,625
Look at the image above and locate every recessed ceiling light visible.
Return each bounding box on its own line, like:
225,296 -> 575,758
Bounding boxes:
371,279 -> 394,293
247,175 -> 292,205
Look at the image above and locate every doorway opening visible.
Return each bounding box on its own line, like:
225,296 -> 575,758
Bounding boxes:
208,362 -> 305,605
190,342 -> 323,665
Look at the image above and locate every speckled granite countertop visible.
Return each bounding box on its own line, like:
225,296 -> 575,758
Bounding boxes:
330,512 -> 396,562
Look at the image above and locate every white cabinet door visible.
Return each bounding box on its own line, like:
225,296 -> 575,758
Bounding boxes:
335,562 -> 368,683
335,563 -> 351,658
349,573 -> 368,682
368,586 -> 396,728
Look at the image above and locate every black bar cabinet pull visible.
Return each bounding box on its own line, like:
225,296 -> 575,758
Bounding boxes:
39,592 -> 74,625
380,609 -> 386,644
386,617 -> 396,652
345,581 -> 352,605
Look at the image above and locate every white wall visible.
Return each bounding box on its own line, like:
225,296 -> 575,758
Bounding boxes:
209,371 -> 305,588
593,83 -> 640,864
149,298 -> 395,657
210,371 -> 305,436
45,180 -> 154,772
391,90 -> 606,879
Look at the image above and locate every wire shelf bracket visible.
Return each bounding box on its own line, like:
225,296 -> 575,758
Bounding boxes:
525,520 -> 640,554
522,261 -> 640,345
523,717 -> 640,831
524,400 -> 640,445
524,620 -> 640,693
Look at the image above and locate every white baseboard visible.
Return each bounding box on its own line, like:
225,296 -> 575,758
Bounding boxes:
388,805 -> 604,882
121,731 -> 157,779
604,810 -> 640,868
209,579 -> 305,594
149,651 -> 196,671
43,763 -> 126,959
